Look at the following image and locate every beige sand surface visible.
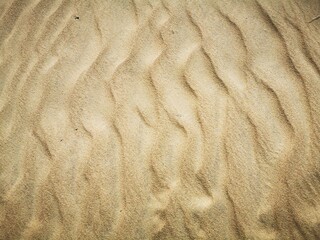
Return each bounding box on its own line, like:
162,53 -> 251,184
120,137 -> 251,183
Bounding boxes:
0,0 -> 320,239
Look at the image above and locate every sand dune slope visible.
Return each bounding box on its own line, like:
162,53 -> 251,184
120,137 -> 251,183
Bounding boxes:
1,0 -> 320,239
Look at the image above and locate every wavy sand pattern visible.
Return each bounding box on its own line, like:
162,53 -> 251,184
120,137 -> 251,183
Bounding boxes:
0,0 -> 320,239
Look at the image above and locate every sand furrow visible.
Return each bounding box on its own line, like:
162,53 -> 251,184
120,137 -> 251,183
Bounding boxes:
1,0 -> 320,239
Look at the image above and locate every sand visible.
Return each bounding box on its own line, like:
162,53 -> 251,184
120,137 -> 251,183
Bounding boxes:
0,0 -> 320,239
